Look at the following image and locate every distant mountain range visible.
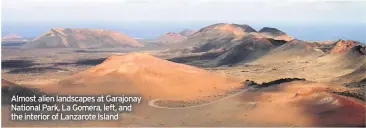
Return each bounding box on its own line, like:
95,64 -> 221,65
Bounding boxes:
1,34 -> 23,40
6,23 -> 365,52
166,23 -> 365,67
156,29 -> 197,43
22,28 -> 143,49
1,34 -> 31,46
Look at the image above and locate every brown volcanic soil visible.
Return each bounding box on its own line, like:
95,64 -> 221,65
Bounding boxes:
237,81 -> 365,126
311,43 -> 365,71
2,50 -> 365,127
42,53 -> 242,99
23,28 -> 143,49
1,79 -> 45,105
333,64 -> 366,84
331,64 -> 366,101
329,40 -> 359,54
2,23 -> 365,127
253,39 -> 324,64
3,78 -> 365,127
208,34 -> 278,66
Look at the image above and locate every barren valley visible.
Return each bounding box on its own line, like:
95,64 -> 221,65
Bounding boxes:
1,24 -> 365,127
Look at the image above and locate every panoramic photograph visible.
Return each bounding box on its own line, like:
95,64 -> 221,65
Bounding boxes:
1,0 -> 365,127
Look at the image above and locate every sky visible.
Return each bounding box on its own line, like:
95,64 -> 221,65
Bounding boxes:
1,0 -> 366,41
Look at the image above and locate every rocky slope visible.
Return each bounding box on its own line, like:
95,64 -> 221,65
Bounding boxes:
328,40 -> 359,54
207,34 -> 281,66
312,40 -> 365,69
249,39 -> 324,64
165,23 -> 302,66
178,23 -> 257,52
180,29 -> 197,37
258,27 -> 294,41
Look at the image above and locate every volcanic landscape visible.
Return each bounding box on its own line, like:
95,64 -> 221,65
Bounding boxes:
2,24 -> 365,127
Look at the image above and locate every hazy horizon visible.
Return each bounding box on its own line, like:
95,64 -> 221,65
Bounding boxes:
2,0 -> 366,42
2,21 -> 365,42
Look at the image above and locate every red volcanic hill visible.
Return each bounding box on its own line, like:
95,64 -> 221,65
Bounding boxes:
157,32 -> 186,43
166,23 -> 301,66
22,28 -> 143,49
328,40 -> 359,54
156,29 -> 197,43
312,40 -> 365,69
196,23 -> 257,35
45,53 -> 242,99
177,23 -> 258,52
258,27 -> 294,41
